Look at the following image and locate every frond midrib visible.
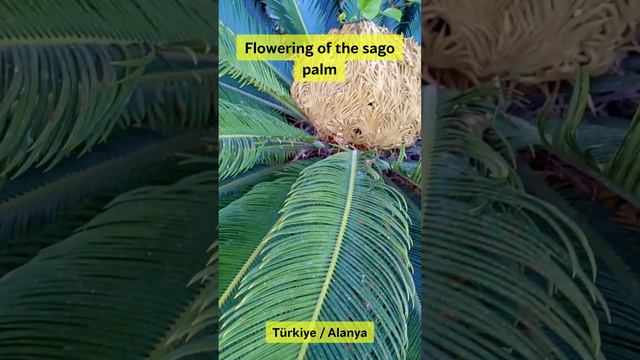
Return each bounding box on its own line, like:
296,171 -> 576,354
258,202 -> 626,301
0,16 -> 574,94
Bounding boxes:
297,150 -> 357,360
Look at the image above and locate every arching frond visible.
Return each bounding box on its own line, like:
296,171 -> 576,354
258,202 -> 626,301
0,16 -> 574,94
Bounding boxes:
218,174 -> 302,299
0,172 -> 215,359
422,86 -> 608,359
0,45 -> 151,179
218,98 -> 317,179
220,76 -> 299,117
602,106 -> 640,196
220,150 -> 417,359
123,68 -> 215,131
541,71 -> 640,200
262,0 -> 340,34
0,0 -> 214,47
0,1 -> 215,182
518,163 -> 640,360
218,23 -> 298,111
0,130 -> 207,241
220,0 -> 292,83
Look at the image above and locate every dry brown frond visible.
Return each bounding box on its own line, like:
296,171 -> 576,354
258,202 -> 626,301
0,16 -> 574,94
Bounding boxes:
424,0 -> 640,88
291,21 -> 421,150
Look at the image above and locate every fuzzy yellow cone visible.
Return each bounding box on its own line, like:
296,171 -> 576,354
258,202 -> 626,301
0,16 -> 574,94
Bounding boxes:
424,0 -> 640,87
291,21 -> 421,150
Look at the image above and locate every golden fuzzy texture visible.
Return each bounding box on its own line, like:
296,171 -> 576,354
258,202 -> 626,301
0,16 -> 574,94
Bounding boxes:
423,0 -> 640,87
291,21 -> 421,150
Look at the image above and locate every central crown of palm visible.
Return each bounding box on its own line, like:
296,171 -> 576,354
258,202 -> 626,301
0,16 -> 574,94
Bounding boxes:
291,20 -> 421,150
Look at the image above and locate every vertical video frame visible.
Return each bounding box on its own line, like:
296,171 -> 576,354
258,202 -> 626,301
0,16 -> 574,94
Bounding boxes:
219,0 -> 421,359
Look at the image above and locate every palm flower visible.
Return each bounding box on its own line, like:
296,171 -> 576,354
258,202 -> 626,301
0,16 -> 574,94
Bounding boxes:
424,0 -> 640,87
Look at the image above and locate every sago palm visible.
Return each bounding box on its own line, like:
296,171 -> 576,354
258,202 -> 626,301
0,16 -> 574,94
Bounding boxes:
217,1 -> 612,360
218,1 -> 420,359
0,1 -> 634,360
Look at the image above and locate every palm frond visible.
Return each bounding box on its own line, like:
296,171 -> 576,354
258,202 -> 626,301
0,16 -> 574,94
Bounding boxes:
148,163 -> 300,359
518,165 -> 640,360
0,130 -> 207,241
220,163 -> 287,203
0,171 -> 215,359
0,0 -> 215,181
422,86 -> 608,359
541,68 -> 598,169
396,1 -> 421,42
219,23 -> 298,111
219,150 -> 418,359
0,156 -> 207,279
262,0 -> 340,34
218,174 -> 301,299
219,76 -> 299,117
541,71 -> 640,199
123,67 -> 215,131
385,174 -> 422,360
218,98 -> 317,179
603,105 -> 640,195
149,218 -> 217,360
0,0 -> 214,46
220,0 -> 292,83
219,159 -> 315,207
0,45 -> 152,179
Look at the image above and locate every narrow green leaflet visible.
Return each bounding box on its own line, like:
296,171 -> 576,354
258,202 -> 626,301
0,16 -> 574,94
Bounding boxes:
218,98 -> 316,179
218,23 -> 299,112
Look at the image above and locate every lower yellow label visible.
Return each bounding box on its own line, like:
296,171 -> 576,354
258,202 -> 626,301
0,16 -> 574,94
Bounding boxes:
265,321 -> 374,343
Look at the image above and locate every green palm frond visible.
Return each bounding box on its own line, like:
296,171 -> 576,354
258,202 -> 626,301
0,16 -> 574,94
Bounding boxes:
219,150 -> 418,359
518,164 -> 640,360
0,171 -> 215,359
422,86 -> 608,359
0,0 -> 214,46
539,68 -> 598,170
0,52 -> 214,181
540,70 -> 640,200
218,23 -> 299,112
387,178 -> 422,360
158,163 -> 312,359
219,161 -> 317,213
0,148 -> 208,278
0,46 -> 151,179
262,0 -> 340,35
407,296 -> 422,360
603,106 -> 640,195
0,1 -> 215,182
124,67 -> 215,131
218,174 -> 301,299
152,259 -> 218,360
0,130 -> 207,241
262,0 -> 314,34
219,98 -> 317,179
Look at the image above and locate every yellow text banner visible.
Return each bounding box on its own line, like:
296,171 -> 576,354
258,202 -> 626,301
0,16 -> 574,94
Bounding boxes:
265,321 -> 375,343
236,34 -> 403,82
